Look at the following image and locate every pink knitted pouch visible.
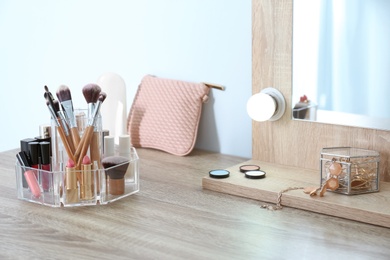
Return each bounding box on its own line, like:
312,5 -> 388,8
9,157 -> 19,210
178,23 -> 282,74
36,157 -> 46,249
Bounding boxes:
127,75 -> 210,156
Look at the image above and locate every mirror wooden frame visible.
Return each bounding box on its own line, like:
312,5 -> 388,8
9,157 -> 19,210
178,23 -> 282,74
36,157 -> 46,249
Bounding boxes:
252,0 -> 390,181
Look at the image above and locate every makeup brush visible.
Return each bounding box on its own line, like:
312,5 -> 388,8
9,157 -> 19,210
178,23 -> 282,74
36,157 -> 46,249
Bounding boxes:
56,85 -> 81,148
90,91 -> 106,193
88,88 -> 105,193
53,99 -> 76,153
45,97 -> 75,163
44,85 -> 70,146
82,83 -> 101,118
44,85 -> 56,101
75,92 -> 107,168
102,156 -> 129,195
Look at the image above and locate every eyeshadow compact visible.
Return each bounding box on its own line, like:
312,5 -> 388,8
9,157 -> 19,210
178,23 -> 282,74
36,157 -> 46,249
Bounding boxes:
244,170 -> 266,179
209,169 -> 230,179
239,164 -> 260,173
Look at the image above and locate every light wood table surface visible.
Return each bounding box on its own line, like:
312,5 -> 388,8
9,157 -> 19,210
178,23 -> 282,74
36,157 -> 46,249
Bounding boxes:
1,148 -> 390,259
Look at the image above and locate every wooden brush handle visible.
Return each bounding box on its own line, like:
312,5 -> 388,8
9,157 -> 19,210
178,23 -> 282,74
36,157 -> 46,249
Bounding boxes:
90,131 -> 101,168
70,127 -> 81,148
76,126 -> 94,168
65,131 -> 75,154
74,127 -> 89,162
57,125 -> 75,163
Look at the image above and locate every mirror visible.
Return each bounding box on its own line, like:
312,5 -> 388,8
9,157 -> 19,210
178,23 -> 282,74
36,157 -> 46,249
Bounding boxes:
292,0 -> 390,130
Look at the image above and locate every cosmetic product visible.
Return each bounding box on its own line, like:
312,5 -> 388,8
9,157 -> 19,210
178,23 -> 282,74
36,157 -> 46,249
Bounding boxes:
28,142 -> 40,190
82,83 -> 102,119
45,95 -> 75,163
36,125 -> 51,156
28,142 -> 40,170
239,164 -> 260,173
54,99 -> 76,154
16,151 -> 30,168
80,155 -> 94,200
65,159 -> 78,203
75,110 -> 86,135
119,135 -> 132,180
39,124 -> 51,139
102,156 -> 129,195
36,124 -> 51,143
40,142 -> 51,191
20,138 -> 37,164
75,92 -> 106,168
24,170 -> 41,198
16,151 -> 30,188
20,138 -> 37,188
244,170 -> 266,179
104,136 -> 115,157
209,169 -> 230,179
90,130 -> 101,167
102,130 -> 109,153
81,84 -> 103,167
56,85 -> 81,148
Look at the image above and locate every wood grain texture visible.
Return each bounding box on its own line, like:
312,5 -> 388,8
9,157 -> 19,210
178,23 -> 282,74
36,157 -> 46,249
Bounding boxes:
203,159 -> 390,228
252,0 -> 390,181
2,148 -> 390,259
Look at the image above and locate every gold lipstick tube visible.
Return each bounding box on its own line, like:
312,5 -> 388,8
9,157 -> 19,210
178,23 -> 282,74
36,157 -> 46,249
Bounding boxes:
65,166 -> 78,203
80,162 -> 94,200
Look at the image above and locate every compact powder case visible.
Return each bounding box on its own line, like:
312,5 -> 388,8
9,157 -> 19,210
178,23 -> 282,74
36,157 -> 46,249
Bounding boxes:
239,164 -> 260,173
244,170 -> 266,179
209,169 -> 230,179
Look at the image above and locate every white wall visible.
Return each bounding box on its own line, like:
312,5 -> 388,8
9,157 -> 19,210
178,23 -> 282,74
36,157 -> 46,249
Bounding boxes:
0,0 -> 252,158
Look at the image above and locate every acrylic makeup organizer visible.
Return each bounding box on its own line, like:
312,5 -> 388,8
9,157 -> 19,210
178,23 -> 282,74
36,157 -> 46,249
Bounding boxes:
15,109 -> 140,207
320,147 -> 380,195
15,148 -> 139,207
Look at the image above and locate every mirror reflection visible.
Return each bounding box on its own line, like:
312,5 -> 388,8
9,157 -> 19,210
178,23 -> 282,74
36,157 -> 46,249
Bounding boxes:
292,0 -> 390,130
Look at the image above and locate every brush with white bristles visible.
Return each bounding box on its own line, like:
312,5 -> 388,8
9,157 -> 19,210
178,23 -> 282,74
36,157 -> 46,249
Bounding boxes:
56,85 -> 80,149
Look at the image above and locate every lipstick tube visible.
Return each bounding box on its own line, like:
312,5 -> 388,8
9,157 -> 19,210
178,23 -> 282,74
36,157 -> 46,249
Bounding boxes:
40,142 -> 51,191
80,155 -> 94,200
65,159 -> 78,203
28,142 -> 40,170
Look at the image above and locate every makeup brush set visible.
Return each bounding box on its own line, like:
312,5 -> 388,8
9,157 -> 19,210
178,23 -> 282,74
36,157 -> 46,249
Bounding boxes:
15,84 -> 139,207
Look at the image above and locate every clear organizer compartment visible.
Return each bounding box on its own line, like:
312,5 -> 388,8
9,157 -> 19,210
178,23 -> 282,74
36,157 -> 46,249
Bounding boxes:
320,147 -> 379,195
15,147 -> 139,207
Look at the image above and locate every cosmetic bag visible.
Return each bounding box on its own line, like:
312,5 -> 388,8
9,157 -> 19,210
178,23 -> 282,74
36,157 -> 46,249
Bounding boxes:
127,75 -> 210,156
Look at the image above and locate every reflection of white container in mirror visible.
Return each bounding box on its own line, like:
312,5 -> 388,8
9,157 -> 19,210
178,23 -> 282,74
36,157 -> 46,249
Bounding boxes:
97,72 -> 127,145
